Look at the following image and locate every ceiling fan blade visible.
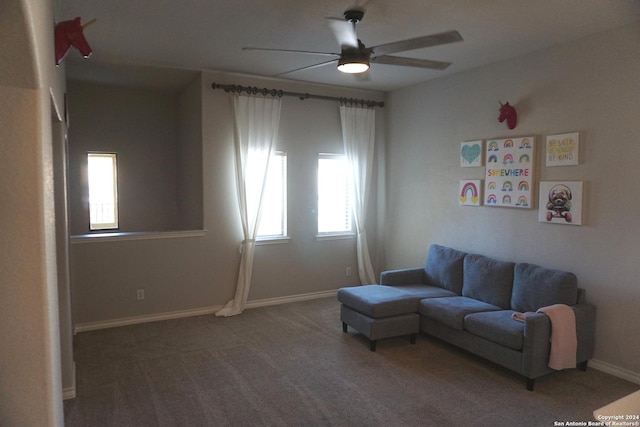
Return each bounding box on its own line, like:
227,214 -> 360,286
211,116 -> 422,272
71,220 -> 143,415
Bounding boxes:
326,17 -> 358,48
274,58 -> 339,77
371,30 -> 463,57
372,55 -> 452,70
242,47 -> 339,57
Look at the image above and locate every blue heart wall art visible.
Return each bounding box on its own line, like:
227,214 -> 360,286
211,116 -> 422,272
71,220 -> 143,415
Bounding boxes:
461,140 -> 484,167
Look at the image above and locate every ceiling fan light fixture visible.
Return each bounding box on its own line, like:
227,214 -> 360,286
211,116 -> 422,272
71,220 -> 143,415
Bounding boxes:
243,7 -> 462,77
337,57 -> 370,73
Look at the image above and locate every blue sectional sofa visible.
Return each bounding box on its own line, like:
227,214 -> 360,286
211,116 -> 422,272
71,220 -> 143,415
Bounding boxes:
338,244 -> 596,390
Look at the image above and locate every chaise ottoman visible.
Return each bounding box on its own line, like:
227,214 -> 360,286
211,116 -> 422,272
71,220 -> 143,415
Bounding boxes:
337,285 -> 420,351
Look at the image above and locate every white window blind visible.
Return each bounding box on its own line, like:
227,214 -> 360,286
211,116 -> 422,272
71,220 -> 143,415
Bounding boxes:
257,151 -> 287,238
318,154 -> 352,234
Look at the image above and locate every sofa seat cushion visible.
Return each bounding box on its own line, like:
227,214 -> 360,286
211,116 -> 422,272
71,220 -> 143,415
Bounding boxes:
337,285 -> 420,319
462,254 -> 514,309
388,284 -> 457,299
419,296 -> 501,330
464,310 -> 524,350
423,244 -> 467,295
511,263 -> 578,313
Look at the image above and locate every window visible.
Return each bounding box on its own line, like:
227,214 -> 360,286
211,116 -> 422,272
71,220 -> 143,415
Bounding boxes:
317,154 -> 353,234
256,151 -> 287,238
87,153 -> 119,230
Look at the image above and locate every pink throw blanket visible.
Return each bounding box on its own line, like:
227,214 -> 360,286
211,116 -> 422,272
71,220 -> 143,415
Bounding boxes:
511,311 -> 535,322
536,304 -> 577,370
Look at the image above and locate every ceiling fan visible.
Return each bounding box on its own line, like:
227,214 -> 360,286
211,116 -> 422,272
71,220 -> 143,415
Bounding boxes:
243,8 -> 463,76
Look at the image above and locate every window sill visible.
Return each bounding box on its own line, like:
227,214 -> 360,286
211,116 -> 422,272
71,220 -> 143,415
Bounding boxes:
70,230 -> 206,244
256,236 -> 291,246
316,233 -> 355,241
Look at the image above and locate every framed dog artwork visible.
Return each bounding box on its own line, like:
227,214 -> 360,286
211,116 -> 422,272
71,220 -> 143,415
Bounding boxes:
538,181 -> 584,225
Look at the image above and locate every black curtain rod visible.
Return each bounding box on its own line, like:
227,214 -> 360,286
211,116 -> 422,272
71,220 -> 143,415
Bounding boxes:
211,82 -> 384,108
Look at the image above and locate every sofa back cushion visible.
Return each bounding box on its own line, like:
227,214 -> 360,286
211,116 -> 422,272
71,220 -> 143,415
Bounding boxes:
462,254 -> 514,309
511,263 -> 578,312
423,244 -> 466,295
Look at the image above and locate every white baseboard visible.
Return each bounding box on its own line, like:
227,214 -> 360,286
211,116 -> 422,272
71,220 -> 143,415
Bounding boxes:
63,386 -> 76,400
590,359 -> 640,385
245,289 -> 337,309
63,362 -> 76,400
74,305 -> 223,333
73,290 -> 337,334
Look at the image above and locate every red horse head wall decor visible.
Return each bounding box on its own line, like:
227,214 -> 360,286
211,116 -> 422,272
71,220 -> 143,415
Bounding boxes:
498,101 -> 517,130
55,17 -> 96,65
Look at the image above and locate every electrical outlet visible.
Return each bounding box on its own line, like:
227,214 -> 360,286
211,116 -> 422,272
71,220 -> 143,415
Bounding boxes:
345,267 -> 352,277
136,289 -> 145,300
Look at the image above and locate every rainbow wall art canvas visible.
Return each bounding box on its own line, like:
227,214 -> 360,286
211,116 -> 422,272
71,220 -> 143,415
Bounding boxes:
484,136 -> 535,209
459,180 -> 482,206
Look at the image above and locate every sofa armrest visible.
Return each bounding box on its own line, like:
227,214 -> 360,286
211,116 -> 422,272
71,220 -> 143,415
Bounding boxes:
573,302 -> 596,362
521,302 -> 596,378
380,267 -> 424,286
522,313 -> 552,345
521,313 -> 552,377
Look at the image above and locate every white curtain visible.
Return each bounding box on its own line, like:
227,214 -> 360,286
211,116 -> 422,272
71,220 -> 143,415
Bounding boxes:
216,93 -> 282,317
340,104 -> 376,285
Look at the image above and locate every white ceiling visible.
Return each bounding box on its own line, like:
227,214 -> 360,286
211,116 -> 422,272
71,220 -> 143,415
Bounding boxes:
59,0 -> 640,92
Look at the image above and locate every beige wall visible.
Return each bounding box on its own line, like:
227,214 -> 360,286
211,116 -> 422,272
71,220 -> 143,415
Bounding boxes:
69,71 -> 384,326
384,23 -> 640,380
0,0 -> 67,425
67,82 -> 185,234
52,117 -> 75,400
177,76 -> 204,229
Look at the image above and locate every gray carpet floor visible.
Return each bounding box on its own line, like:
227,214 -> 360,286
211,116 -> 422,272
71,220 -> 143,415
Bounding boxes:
64,297 -> 638,426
